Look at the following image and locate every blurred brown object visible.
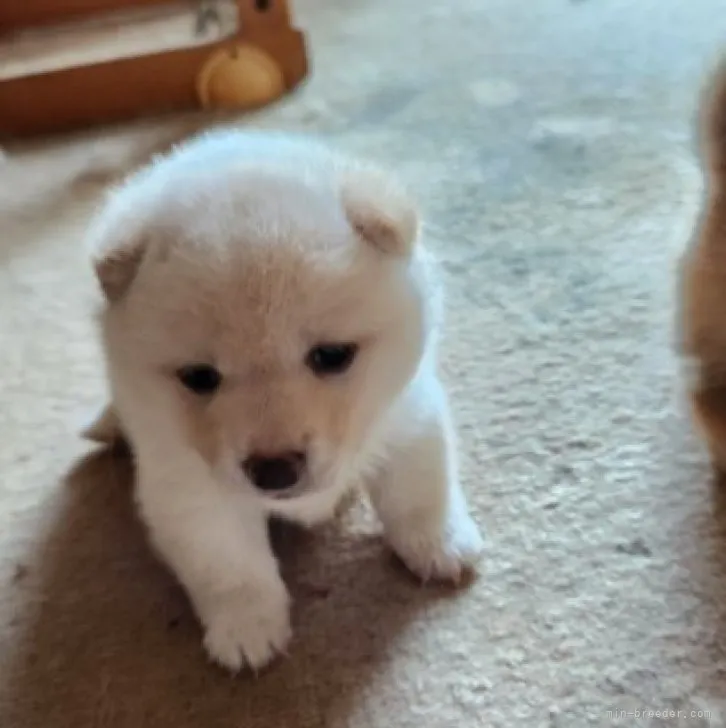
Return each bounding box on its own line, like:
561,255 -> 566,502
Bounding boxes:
0,0 -> 308,138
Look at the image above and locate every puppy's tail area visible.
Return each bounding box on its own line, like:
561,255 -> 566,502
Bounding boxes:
81,403 -> 125,447
699,56 -> 726,183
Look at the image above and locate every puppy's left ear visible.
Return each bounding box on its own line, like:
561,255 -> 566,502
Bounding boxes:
341,166 -> 419,257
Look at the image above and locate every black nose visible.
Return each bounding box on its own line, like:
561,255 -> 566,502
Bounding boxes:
242,452 -> 306,491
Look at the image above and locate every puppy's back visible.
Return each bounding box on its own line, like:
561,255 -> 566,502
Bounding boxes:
681,58 -> 726,468
699,58 -> 726,185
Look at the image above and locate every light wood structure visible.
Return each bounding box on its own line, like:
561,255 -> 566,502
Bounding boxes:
0,0 -> 308,137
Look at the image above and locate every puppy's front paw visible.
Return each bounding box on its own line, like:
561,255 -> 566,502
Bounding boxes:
389,511 -> 484,584
202,581 -> 292,673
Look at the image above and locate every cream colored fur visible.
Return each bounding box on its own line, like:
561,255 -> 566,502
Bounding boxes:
83,130 -> 484,673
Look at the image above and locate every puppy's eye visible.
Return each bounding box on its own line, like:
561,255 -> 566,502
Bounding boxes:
306,343 -> 358,376
176,364 -> 222,395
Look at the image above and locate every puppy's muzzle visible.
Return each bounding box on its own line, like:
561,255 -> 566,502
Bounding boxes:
242,451 -> 306,492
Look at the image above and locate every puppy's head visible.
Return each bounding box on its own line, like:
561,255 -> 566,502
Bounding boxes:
681,58 -> 726,370
89,132 -> 435,514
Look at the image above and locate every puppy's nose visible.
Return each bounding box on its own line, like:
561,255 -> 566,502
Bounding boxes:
242,452 -> 306,491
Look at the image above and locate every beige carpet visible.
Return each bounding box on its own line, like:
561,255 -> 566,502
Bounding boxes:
2,1 -> 726,726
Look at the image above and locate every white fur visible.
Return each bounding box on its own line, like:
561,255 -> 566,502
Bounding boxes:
85,129 -> 484,673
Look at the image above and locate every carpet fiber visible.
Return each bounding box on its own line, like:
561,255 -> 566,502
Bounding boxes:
2,1 -> 726,726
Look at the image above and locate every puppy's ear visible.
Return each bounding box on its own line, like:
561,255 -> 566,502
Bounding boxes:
92,236 -> 147,303
86,173 -> 159,303
86,189 -> 151,302
81,403 -> 124,444
699,56 -> 726,183
340,166 -> 419,256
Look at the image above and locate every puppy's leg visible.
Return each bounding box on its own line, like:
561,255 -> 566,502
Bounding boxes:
367,380 -> 484,583
136,455 -> 290,672
692,385 -> 726,473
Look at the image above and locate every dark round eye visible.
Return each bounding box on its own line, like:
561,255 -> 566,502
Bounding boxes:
176,364 -> 222,395
306,343 -> 358,376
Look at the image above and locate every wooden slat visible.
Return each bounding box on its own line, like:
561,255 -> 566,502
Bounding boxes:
0,0 -> 184,32
0,0 -> 240,80
239,0 -> 293,31
0,31 -> 308,137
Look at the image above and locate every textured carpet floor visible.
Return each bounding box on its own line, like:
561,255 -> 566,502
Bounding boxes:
2,1 -> 726,726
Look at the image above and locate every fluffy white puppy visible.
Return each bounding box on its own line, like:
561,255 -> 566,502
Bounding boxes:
83,130 -> 484,672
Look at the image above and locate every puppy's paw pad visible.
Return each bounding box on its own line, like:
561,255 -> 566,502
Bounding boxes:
390,513 -> 484,584
202,584 -> 292,673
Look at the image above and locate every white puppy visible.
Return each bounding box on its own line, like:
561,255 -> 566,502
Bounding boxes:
83,130 -> 484,672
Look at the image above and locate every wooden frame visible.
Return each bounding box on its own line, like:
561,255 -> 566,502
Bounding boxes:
0,0 -> 308,137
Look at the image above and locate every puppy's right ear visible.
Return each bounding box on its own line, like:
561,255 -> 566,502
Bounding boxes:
81,403 -> 124,444
86,187 -> 151,302
86,162 -> 170,302
92,236 -> 147,303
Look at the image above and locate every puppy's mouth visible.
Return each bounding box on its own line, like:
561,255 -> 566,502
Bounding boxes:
228,448 -> 347,522
256,462 -> 345,524
254,468 -> 337,505
241,451 -> 311,500
261,470 -> 348,526
254,475 -> 311,501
